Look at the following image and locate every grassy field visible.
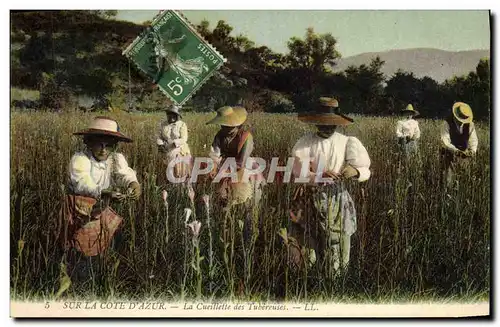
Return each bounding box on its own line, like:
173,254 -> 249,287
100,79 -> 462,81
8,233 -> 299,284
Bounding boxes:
10,110 -> 491,302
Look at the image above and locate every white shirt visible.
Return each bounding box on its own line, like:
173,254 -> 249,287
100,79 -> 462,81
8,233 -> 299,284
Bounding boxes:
291,132 -> 371,182
157,120 -> 191,157
440,121 -> 478,153
68,151 -> 138,198
396,119 -> 420,139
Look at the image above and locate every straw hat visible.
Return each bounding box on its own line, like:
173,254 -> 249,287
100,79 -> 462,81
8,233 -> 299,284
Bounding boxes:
165,105 -> 182,118
297,97 -> 354,126
206,106 -> 248,127
74,116 -> 132,143
452,102 -> 473,124
401,104 -> 420,116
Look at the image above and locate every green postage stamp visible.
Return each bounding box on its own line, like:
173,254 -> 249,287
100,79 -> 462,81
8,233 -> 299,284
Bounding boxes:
123,10 -> 227,106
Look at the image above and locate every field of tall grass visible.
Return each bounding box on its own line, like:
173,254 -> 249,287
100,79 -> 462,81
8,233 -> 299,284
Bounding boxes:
10,110 -> 490,302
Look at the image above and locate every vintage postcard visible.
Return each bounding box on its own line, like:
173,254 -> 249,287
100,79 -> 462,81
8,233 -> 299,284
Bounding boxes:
9,9 -> 490,318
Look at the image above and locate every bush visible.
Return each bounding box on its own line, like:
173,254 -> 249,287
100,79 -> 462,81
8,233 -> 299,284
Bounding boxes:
264,90 -> 295,113
39,74 -> 75,111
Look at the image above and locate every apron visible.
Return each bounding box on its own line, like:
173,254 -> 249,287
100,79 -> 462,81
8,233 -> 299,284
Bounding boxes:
287,182 -> 357,271
159,122 -> 193,181
160,144 -> 193,181
215,129 -> 265,207
58,194 -> 123,257
398,137 -> 419,156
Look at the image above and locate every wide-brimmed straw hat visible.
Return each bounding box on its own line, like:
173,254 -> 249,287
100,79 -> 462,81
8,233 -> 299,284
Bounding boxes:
206,106 -> 248,127
74,116 -> 132,143
401,104 -> 420,116
452,102 -> 473,124
297,97 -> 354,126
165,105 -> 182,118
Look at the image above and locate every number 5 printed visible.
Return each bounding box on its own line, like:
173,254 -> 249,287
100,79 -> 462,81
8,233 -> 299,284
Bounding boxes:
45,302 -> 50,309
167,77 -> 183,96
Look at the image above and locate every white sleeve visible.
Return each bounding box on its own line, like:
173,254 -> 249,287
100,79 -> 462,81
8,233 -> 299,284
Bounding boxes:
396,121 -> 404,138
113,153 -> 138,188
157,122 -> 168,145
291,136 -> 312,179
160,122 -> 175,145
414,121 -> 421,139
469,123 -> 479,153
174,122 -> 188,147
440,121 -> 458,151
209,136 -> 222,165
345,137 -> 371,182
69,153 -> 102,198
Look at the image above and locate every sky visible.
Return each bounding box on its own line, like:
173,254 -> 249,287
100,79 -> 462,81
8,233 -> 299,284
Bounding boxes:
115,10 -> 490,57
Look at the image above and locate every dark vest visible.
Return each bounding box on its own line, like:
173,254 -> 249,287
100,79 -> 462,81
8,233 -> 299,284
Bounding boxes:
215,128 -> 250,165
446,116 -> 470,151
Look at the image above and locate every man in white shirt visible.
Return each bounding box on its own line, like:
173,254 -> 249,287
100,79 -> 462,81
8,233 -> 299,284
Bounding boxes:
60,116 -> 141,286
396,104 -> 421,157
286,97 -> 371,274
440,102 -> 478,187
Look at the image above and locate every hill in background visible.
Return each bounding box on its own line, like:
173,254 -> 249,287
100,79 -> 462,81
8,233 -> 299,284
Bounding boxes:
333,48 -> 489,83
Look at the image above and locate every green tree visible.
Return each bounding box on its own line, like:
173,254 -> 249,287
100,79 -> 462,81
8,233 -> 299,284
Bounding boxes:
343,56 -> 385,114
195,19 -> 211,39
211,20 -> 235,50
442,58 -> 490,120
234,34 -> 255,53
475,58 -> 490,119
281,27 -> 341,108
286,27 -> 340,73
384,70 -> 443,117
385,70 -> 420,114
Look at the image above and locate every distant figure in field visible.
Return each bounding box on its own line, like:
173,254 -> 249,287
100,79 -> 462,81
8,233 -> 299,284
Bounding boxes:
206,105 -> 265,208
396,104 -> 421,157
287,97 -> 371,273
59,116 -> 141,286
440,102 -> 478,187
156,105 -> 192,183
205,105 -> 266,244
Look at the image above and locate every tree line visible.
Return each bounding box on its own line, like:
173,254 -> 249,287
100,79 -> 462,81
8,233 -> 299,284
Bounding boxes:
10,10 -> 490,120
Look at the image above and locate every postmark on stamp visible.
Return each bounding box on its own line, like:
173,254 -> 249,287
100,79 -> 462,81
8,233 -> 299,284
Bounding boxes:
122,10 -> 227,106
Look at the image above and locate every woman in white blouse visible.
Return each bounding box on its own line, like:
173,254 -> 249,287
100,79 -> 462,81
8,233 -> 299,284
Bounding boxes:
61,116 -> 141,285
396,104 -> 421,156
287,97 -> 371,273
156,105 -> 192,181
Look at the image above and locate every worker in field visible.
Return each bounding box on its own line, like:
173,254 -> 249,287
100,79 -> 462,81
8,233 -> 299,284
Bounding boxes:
58,116 -> 141,288
206,105 -> 266,206
396,104 -> 421,157
440,101 -> 478,187
156,104 -> 192,183
285,97 -> 371,274
205,105 -> 266,243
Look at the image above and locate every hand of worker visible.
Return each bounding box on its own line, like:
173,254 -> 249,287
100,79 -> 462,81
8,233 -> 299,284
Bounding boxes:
127,182 -> 142,201
209,165 -> 219,180
323,170 -> 343,181
101,188 -> 126,202
463,149 -> 474,157
341,164 -> 360,179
